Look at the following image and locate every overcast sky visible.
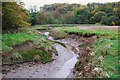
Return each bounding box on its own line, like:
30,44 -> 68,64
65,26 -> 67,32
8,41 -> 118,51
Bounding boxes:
21,0 -> 120,10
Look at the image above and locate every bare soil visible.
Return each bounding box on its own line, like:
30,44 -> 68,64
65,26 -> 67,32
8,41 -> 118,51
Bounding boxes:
2,28 -> 101,78
2,35 -> 80,78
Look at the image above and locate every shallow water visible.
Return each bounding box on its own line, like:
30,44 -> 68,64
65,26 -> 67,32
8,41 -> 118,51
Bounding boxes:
52,54 -> 77,78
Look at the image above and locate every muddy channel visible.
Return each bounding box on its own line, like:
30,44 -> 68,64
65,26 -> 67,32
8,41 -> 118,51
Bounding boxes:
3,32 -> 82,78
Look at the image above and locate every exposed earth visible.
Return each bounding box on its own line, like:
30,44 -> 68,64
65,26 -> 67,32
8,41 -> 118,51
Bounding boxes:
2,26 -> 119,78
3,32 -> 80,78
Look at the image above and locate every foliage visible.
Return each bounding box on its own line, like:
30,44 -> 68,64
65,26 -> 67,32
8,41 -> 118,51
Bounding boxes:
75,7 -> 91,24
31,2 -> 119,26
29,12 -> 38,25
63,11 -> 76,24
100,15 -> 118,26
92,11 -> 106,23
36,12 -> 48,24
2,2 -> 30,30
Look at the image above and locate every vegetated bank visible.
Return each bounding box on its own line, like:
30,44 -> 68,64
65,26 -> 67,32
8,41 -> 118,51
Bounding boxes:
51,26 -> 119,78
1,24 -> 119,78
1,28 -> 65,73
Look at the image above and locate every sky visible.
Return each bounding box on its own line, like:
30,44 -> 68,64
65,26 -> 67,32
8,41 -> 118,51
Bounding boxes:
21,0 -> 120,10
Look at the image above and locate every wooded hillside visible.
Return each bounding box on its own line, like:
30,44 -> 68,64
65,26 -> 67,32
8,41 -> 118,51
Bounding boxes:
30,2 -> 120,26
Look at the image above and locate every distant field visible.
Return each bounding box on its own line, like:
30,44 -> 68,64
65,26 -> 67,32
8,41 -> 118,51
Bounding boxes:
32,24 -> 119,30
77,25 -> 119,31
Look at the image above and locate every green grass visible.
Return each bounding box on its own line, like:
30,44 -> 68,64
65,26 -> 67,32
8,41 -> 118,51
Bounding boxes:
19,49 -> 52,63
58,27 -> 118,40
35,24 -> 79,27
1,27 -> 69,64
30,25 -> 51,31
29,24 -> 79,32
49,28 -> 68,39
92,38 -> 119,78
1,29 -> 55,64
1,30 -> 47,52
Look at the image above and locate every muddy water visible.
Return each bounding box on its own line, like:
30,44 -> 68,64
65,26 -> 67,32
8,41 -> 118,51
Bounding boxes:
3,32 -> 80,78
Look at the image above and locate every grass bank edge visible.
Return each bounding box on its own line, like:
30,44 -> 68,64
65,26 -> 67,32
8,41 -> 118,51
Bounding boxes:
57,27 -> 119,78
59,27 -> 119,40
1,30 -> 56,64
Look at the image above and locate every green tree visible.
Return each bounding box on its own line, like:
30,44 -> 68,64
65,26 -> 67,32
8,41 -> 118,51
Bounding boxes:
75,7 -> 91,24
64,12 -> 76,24
116,2 -> 120,25
29,13 -> 38,25
100,15 -> 117,26
2,2 -> 30,30
36,12 -> 48,24
31,2 -> 120,25
92,11 -> 106,23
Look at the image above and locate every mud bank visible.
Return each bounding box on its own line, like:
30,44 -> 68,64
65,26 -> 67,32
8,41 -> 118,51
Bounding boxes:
3,31 -> 98,78
3,32 -> 81,78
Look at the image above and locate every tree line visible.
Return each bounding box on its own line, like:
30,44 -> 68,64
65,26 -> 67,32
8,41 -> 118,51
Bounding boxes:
30,2 -> 120,26
2,2 -> 120,30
